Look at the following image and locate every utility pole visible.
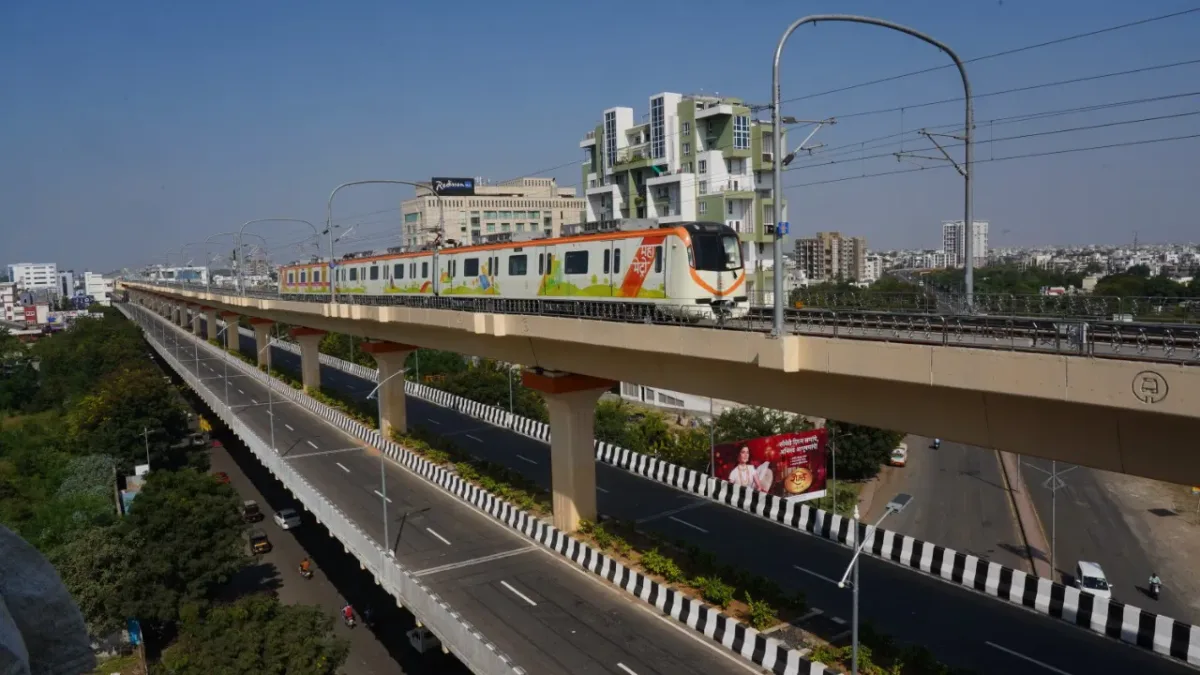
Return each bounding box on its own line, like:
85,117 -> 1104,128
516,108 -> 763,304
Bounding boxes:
142,427 -> 151,468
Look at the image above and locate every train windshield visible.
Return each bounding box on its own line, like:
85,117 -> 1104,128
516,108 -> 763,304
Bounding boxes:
692,233 -> 742,271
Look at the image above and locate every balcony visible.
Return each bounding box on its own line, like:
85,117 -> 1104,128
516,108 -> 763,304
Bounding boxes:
580,130 -> 596,148
696,103 -> 735,120
613,143 -> 653,170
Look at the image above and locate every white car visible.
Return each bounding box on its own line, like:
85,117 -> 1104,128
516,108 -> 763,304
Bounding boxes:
1075,561 -> 1112,599
273,508 -> 302,530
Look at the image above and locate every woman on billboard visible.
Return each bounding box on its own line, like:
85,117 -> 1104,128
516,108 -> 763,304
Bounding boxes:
726,445 -> 774,493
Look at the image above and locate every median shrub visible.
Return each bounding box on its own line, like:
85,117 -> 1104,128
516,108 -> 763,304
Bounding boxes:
743,592 -> 777,631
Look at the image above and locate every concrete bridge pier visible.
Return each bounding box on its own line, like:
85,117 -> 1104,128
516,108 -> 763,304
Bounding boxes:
203,307 -> 218,341
220,312 -> 239,351
290,327 -> 327,393
360,341 -> 417,437
522,369 -> 616,533
174,302 -> 187,327
189,305 -> 203,336
250,319 -> 275,369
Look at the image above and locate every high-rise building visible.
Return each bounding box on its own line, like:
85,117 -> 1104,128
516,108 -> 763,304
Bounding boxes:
6,262 -> 58,292
0,282 -> 17,322
399,177 -> 585,250
83,272 -> 114,306
794,232 -> 867,282
941,220 -> 989,268
58,270 -> 75,298
579,92 -> 787,302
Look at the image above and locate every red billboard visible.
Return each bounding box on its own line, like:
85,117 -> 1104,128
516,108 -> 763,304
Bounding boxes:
713,429 -> 828,502
23,305 -> 37,324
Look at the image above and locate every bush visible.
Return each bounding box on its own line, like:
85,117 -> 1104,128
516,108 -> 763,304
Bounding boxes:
744,592 -> 777,630
640,548 -> 683,583
696,576 -> 734,608
591,524 -> 614,550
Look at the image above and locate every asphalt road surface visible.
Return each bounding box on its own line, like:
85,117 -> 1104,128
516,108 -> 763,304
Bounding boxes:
865,438 -> 1028,572
214,328 -> 1199,675
158,325 -> 758,675
1020,457 -> 1192,623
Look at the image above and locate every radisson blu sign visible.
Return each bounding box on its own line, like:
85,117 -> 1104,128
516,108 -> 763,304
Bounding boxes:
431,177 -> 476,196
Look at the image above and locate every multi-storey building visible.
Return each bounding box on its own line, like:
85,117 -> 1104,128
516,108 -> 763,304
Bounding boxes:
83,272 -> 114,306
58,270 -> 75,298
400,177 -> 585,249
794,231 -> 867,282
6,262 -> 58,292
941,220 -> 989,268
579,92 -> 787,302
0,282 -> 17,322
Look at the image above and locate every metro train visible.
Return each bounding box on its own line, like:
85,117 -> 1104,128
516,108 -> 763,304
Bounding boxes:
278,220 -> 749,319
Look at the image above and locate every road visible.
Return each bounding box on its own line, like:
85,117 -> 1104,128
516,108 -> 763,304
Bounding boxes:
215,327 -> 1200,675
157,325 -> 759,675
864,438 -> 1028,572
1020,457 -> 1193,623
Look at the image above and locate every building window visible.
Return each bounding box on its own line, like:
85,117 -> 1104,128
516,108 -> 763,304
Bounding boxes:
564,251 -> 588,275
509,255 -> 528,276
698,159 -> 707,174
699,201 -> 708,214
651,96 -> 665,159
487,223 -> 496,233
605,110 -> 617,167
484,211 -> 497,219
528,211 -> 539,220
683,142 -> 691,155
464,258 -> 479,277
699,181 -> 708,195
404,212 -> 420,223
733,115 -> 750,150
682,121 -> 691,136
501,223 -> 511,232
728,201 -> 734,215
516,223 -> 524,232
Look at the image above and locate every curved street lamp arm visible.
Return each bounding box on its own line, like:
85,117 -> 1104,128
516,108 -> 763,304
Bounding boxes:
771,14 -> 975,337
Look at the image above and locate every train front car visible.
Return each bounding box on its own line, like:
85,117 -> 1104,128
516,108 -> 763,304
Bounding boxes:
676,221 -> 748,320
278,261 -> 331,300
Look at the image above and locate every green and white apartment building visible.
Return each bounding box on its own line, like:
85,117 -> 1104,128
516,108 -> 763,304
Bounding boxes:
579,92 -> 787,302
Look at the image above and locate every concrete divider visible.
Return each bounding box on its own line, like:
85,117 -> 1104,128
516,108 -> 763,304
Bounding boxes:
290,339 -> 1200,668
123,305 -> 526,675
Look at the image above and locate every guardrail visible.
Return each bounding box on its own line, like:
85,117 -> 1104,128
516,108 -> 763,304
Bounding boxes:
132,281 -> 1200,365
118,304 -> 527,675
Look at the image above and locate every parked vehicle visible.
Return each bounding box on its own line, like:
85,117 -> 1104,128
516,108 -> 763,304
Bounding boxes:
273,508 -> 301,530
249,528 -> 272,555
213,471 -> 231,484
241,500 -> 263,523
889,443 -> 908,467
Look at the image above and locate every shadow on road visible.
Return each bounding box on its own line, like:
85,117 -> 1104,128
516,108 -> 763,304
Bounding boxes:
219,561 -> 284,602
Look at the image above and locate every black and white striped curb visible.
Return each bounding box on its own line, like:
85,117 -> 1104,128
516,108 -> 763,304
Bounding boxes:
293,341 -> 1200,668
153,307 -> 830,674
126,305 -> 526,675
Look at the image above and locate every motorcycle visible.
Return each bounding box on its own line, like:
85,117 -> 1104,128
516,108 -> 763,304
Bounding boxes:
932,439 -> 941,449
299,566 -> 313,580
1150,580 -> 1162,600
343,613 -> 356,628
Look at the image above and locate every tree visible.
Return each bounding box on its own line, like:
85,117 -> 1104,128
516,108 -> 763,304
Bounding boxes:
406,349 -> 467,379
161,594 -> 348,675
713,406 -> 812,444
827,421 -> 903,481
32,314 -> 148,407
594,399 -> 634,448
66,366 -> 190,474
442,360 -> 547,422
50,524 -> 141,637
121,469 -> 247,630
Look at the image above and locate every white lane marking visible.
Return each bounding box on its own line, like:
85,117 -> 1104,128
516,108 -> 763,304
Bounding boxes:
426,528 -> 452,546
266,409 -> 272,416
617,665 -> 638,675
636,500 -> 707,524
793,564 -> 841,586
516,454 -> 538,465
668,516 -> 708,534
426,418 -> 441,425
500,580 -> 537,607
238,388 -> 244,394
597,486 -> 610,494
306,440 -> 318,449
251,398 -> 258,405
985,643 -> 1074,675
373,489 -> 392,503
413,546 -> 537,577
285,424 -> 294,431
830,616 -> 847,625
465,434 -> 483,443
336,462 -> 350,473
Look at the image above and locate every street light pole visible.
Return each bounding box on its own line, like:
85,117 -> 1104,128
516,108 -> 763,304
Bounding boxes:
366,368 -> 409,558
772,14 -> 975,330
838,493 -> 913,675
236,218 -> 320,294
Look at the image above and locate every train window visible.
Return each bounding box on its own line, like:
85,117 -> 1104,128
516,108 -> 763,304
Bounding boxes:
546,253 -> 553,274
382,265 -> 389,279
603,250 -> 610,274
691,232 -> 742,271
300,271 -> 307,283
564,251 -> 588,275
614,249 -> 622,274
369,266 -> 379,281
421,261 -> 428,278
464,258 -> 480,277
287,271 -> 295,284
538,253 -> 544,275
508,255 -> 528,276
313,270 -> 321,284
394,263 -> 404,279
349,268 -> 358,282
654,246 -> 663,273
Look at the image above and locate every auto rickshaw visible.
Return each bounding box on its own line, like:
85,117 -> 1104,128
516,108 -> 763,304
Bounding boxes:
242,500 -> 263,523
249,528 -> 272,555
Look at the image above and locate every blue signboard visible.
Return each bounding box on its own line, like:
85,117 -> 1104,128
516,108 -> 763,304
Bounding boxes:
777,221 -> 790,236
127,618 -> 142,646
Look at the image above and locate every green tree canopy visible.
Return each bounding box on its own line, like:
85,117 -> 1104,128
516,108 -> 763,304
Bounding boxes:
713,406 -> 812,444
32,315 -> 148,408
50,523 -> 141,637
828,421 -> 904,481
161,594 -> 348,675
121,469 -> 247,630
442,360 -> 548,421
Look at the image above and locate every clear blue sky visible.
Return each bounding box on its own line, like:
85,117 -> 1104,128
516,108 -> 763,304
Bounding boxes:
2,0 -> 1198,272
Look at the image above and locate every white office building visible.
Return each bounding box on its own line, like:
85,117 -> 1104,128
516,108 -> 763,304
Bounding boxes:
941,221 -> 989,268
58,271 -> 75,297
0,283 -> 17,322
83,272 -> 114,306
7,262 -> 58,292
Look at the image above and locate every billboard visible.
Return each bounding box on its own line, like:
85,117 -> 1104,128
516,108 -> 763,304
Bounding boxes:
712,429 -> 828,502
431,177 -> 476,196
